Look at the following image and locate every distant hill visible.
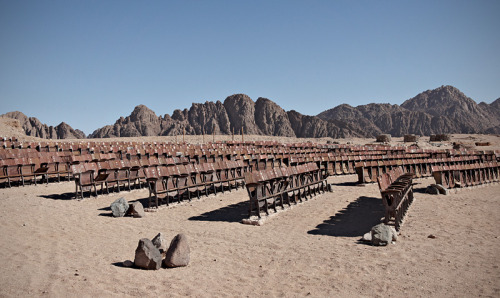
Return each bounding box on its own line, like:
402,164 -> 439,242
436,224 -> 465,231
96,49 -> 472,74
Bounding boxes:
2,85 -> 499,139
88,94 -> 364,139
317,85 -> 500,137
0,111 -> 86,139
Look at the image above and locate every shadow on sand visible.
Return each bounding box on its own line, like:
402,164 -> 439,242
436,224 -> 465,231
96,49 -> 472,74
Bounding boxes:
188,201 -> 248,223
307,196 -> 384,237
39,192 -> 75,200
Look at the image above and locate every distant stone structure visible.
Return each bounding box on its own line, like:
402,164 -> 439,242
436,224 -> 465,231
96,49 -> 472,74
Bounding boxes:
430,134 -> 451,142
404,134 -> 419,142
376,134 -> 391,143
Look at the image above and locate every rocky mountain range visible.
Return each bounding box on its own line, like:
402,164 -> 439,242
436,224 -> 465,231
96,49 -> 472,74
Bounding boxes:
2,85 -> 499,140
0,111 -> 86,139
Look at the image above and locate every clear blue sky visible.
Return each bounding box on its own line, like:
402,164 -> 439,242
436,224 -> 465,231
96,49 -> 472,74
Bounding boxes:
1,0 -> 499,135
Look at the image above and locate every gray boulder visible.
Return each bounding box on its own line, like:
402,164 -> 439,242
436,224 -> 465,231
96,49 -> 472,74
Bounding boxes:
134,238 -> 162,270
127,201 -> 145,218
164,234 -> 190,268
371,223 -> 397,246
152,232 -> 168,253
111,198 -> 129,217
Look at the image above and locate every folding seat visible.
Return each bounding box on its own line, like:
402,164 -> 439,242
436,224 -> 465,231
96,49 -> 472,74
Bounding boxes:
489,162 -> 498,182
368,161 -> 379,182
463,164 -> 472,187
431,165 -> 444,186
96,160 -> 118,192
164,165 -> 181,203
245,170 -> 269,217
0,160 -> 8,186
72,164 -> 97,199
334,156 -> 343,176
144,167 -> 165,208
5,158 -> 22,187
32,157 -> 50,185
473,164 -> 482,185
296,164 -> 310,200
199,163 -> 216,195
128,160 -> 145,189
185,164 -> 204,199
82,162 -> 108,195
175,164 -> 192,201
19,158 -> 37,186
279,167 -> 293,206
114,160 -> 131,192
340,156 -> 349,175
288,166 -> 301,204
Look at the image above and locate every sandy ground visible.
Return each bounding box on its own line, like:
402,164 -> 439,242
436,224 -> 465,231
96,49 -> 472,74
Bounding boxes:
1,119 -> 500,297
0,174 -> 499,297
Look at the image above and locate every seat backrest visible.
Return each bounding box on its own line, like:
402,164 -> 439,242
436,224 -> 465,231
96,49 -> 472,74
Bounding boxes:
143,167 -> 158,179
377,173 -> 391,191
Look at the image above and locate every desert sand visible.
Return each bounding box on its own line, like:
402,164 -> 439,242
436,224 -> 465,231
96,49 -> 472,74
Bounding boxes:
0,119 -> 499,297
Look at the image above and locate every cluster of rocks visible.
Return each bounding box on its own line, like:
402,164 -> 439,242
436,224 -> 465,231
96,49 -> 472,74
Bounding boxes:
110,198 -> 145,218
129,233 -> 190,270
362,223 -> 398,246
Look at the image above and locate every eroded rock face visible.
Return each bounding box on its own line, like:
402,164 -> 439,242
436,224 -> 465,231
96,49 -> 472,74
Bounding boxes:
187,101 -> 231,135
1,112 -> 86,139
254,98 -> 295,137
223,94 -> 261,135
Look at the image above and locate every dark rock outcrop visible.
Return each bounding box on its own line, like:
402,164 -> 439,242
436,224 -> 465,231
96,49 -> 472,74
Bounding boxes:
1,111 -> 86,139
223,94 -> 261,135
254,98 -> 295,137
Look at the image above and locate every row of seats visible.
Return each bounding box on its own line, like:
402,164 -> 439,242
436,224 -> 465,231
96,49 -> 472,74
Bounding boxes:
376,167 -> 415,231
71,159 -> 248,203
1,148 -> 496,189
354,156 -> 484,183
143,161 -> 246,208
244,163 -> 328,218
431,162 -> 500,189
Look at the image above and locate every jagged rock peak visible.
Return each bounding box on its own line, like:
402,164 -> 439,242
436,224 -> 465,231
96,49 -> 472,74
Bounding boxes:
401,85 -> 476,115
129,105 -> 158,122
254,97 -> 295,137
223,94 -> 260,135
